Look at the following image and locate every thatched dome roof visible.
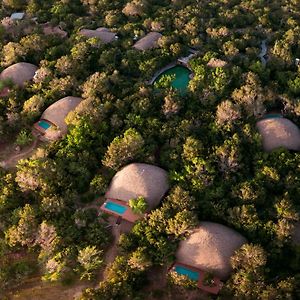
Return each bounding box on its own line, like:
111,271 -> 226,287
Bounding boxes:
0,62 -> 38,87
291,222 -> 300,245
41,96 -> 82,136
79,28 -> 116,44
41,23 -> 67,38
257,118 -> 300,152
176,222 -> 247,280
133,32 -> 162,51
105,163 -> 169,210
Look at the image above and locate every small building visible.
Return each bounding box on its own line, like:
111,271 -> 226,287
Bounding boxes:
171,222 -> 247,294
10,12 -> 25,21
33,96 -> 82,141
79,27 -> 117,44
101,163 -> 169,223
133,32 -> 162,51
41,23 -> 67,38
0,62 -> 38,88
256,117 -> 300,152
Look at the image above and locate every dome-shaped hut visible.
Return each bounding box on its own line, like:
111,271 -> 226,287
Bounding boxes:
133,32 -> 162,51
41,23 -> 67,38
0,62 -> 38,87
79,27 -> 117,44
256,117 -> 300,152
102,163 -> 169,222
175,222 -> 247,280
34,96 -> 82,141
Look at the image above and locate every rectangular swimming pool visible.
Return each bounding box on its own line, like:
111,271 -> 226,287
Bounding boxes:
38,120 -> 51,130
104,201 -> 127,215
175,265 -> 199,281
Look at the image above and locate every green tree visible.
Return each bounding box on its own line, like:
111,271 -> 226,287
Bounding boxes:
77,246 -> 103,280
128,196 -> 148,214
5,204 -> 38,248
102,128 -> 145,171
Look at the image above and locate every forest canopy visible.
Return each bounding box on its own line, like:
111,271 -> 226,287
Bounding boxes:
0,0 -> 300,299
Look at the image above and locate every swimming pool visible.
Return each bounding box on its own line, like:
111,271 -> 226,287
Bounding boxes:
38,120 -> 51,130
175,265 -> 199,281
154,66 -> 191,92
263,113 -> 283,119
104,201 -> 128,215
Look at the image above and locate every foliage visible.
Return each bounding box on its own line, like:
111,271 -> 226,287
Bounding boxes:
0,0 -> 300,298
128,196 -> 148,214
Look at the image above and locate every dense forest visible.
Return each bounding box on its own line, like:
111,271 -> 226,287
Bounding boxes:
0,0 -> 300,299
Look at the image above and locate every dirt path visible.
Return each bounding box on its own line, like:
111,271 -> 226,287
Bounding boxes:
0,139 -> 38,169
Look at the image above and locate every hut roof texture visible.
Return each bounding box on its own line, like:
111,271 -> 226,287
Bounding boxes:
42,23 -> 67,38
79,27 -> 116,44
0,62 -> 38,87
133,32 -> 162,51
105,163 -> 169,210
176,222 -> 247,280
41,96 -> 82,135
257,118 -> 300,152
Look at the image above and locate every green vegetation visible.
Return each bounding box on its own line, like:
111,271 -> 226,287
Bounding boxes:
0,0 -> 299,299
128,196 -> 148,214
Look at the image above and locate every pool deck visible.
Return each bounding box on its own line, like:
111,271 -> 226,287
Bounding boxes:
33,119 -> 55,135
100,198 -> 143,223
169,262 -> 223,295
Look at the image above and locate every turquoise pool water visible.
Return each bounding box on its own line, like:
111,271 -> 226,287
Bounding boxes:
104,201 -> 127,215
38,120 -> 51,130
154,66 -> 191,92
263,114 -> 283,119
175,265 -> 199,281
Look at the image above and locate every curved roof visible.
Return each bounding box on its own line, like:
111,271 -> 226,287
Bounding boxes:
0,62 -> 38,87
41,23 -> 67,38
133,32 -> 162,51
41,96 -> 82,135
291,222 -> 300,245
79,28 -> 116,44
256,117 -> 300,152
105,163 -> 169,210
176,222 -> 247,280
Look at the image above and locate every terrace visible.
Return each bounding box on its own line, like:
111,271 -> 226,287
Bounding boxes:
169,262 -> 223,295
100,198 -> 142,223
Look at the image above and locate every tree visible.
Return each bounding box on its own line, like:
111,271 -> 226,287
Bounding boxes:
128,196 -> 148,214
77,246 -> 103,280
128,247 -> 152,271
102,128 -> 145,171
5,204 -> 38,248
228,244 -> 267,298
231,72 -> 266,117
216,100 -> 241,126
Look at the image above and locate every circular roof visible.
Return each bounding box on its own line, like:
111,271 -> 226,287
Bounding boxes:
105,163 -> 169,210
0,62 -> 38,87
176,222 -> 247,280
79,28 -> 116,44
41,96 -> 82,136
257,117 -> 300,152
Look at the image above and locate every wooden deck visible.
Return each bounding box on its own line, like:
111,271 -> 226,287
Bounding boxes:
100,198 -> 143,223
169,262 -> 223,295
